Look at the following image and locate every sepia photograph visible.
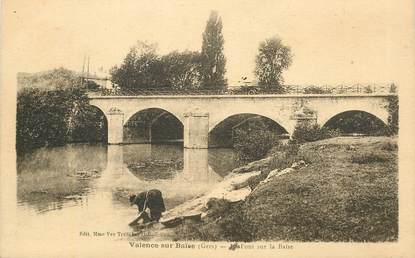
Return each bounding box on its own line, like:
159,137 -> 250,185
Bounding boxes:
1,0 -> 414,257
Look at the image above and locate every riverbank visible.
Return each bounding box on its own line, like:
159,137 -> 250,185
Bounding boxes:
168,136 -> 398,242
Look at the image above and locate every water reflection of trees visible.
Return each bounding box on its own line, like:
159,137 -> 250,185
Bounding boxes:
17,144 -> 107,212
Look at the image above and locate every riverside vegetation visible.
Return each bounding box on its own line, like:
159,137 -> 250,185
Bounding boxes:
173,135 -> 398,242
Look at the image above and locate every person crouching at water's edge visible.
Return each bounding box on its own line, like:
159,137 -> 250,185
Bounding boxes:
129,189 -> 166,222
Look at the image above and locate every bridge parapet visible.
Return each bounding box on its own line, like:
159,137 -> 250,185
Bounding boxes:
94,83 -> 397,96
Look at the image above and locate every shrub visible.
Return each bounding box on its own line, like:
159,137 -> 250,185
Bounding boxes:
233,120 -> 280,163
351,153 -> 387,164
291,123 -> 340,144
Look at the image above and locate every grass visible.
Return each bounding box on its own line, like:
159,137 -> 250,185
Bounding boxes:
351,153 -> 388,164
174,136 -> 398,242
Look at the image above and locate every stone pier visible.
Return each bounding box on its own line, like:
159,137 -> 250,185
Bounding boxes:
183,112 -> 209,149
107,107 -> 124,145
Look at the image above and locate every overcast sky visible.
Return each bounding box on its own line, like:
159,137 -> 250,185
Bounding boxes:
3,0 -> 413,85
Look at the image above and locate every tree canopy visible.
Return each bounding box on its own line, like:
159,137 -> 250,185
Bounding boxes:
199,11 -> 227,89
254,36 -> 292,91
110,42 -> 169,90
161,51 -> 201,89
110,41 -> 202,90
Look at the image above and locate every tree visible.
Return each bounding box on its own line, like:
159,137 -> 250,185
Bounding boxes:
254,36 -> 292,91
16,86 -> 107,153
110,41 -> 169,90
199,11 -> 227,89
161,51 -> 201,89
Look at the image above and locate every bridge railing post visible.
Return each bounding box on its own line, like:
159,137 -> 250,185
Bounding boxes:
107,108 -> 124,145
183,112 -> 209,149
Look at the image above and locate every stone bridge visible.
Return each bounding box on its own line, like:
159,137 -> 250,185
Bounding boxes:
88,94 -> 394,148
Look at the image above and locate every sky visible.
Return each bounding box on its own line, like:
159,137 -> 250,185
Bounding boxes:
2,0 -> 414,85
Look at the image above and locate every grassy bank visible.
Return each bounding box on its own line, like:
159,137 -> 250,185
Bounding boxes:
174,136 -> 398,242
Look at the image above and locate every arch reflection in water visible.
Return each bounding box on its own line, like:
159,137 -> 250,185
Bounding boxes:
15,143 -> 237,243
102,144 -> 235,209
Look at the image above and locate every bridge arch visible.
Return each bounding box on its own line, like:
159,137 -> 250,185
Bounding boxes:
321,110 -> 390,135
73,104 -> 108,143
124,106 -> 184,126
123,107 -> 184,144
209,112 -> 293,134
208,113 -> 290,148
88,104 -> 107,119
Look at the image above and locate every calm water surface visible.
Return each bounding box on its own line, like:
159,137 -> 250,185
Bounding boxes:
16,143 -> 236,240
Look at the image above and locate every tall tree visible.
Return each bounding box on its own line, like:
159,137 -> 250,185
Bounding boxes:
199,11 -> 227,89
254,36 -> 292,92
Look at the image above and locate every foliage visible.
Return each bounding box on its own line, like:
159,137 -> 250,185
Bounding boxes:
110,41 -> 169,90
291,123 -> 341,144
254,36 -> 292,91
161,51 -> 201,89
16,87 -> 106,153
387,95 -> 398,135
17,68 -> 82,91
199,11 -> 227,89
233,119 -> 280,163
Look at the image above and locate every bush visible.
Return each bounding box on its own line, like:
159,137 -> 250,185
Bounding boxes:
351,153 -> 387,164
233,120 -> 280,163
291,123 -> 340,144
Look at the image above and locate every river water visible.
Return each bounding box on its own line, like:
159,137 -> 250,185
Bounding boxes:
16,143 -> 236,241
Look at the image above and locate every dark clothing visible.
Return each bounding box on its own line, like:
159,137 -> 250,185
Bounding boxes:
130,189 -> 166,222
